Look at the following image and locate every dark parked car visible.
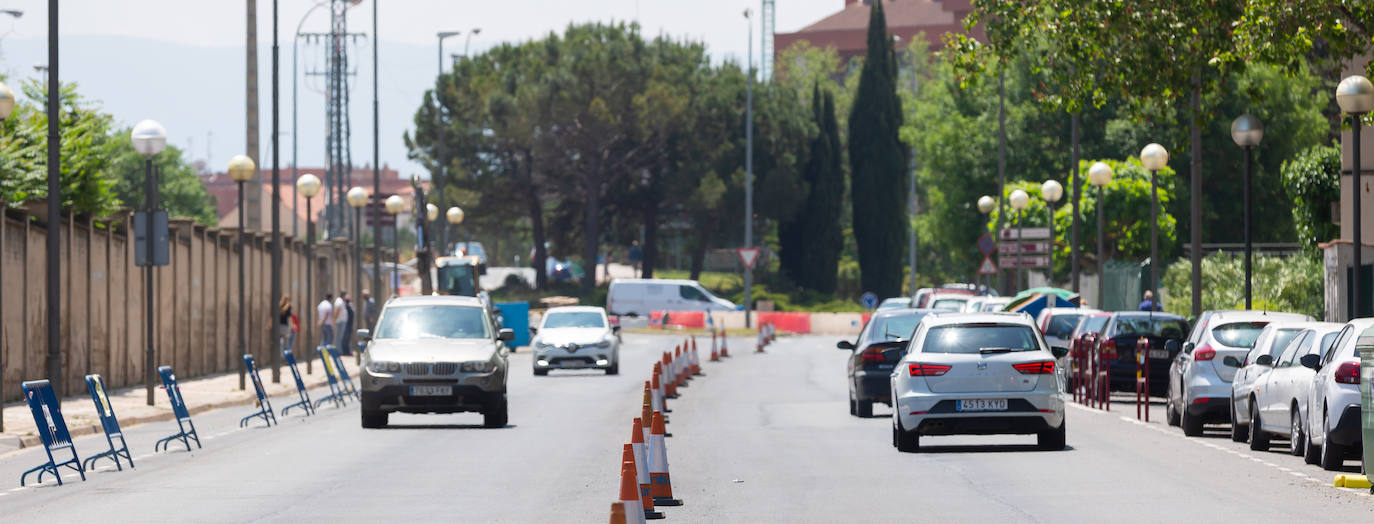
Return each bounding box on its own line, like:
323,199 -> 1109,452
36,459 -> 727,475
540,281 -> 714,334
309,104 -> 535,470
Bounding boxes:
1100,312 -> 1190,394
839,308 -> 936,417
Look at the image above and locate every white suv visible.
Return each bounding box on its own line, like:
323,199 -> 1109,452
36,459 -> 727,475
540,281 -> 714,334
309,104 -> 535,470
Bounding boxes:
1303,318 -> 1374,470
890,313 -> 1068,452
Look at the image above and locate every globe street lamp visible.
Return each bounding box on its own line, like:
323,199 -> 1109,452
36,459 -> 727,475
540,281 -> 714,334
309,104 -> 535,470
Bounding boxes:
1089,162 -> 1114,308
1140,143 -> 1169,306
1337,75 -> 1374,318
1042,180 -> 1064,285
1010,189 -> 1030,291
346,186 -> 368,360
1231,115 -> 1264,310
132,119 -> 167,405
447,206 -> 465,257
385,195 -> 406,296
228,154 -> 256,390
296,173 -> 321,373
978,195 -> 995,289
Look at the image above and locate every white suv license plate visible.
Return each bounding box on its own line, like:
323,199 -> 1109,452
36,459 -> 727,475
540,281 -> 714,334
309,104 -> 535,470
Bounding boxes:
410,385 -> 452,396
957,399 -> 1008,412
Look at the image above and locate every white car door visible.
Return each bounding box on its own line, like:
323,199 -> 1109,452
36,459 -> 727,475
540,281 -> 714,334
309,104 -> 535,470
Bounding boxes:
1262,331 -> 1312,432
1309,326 -> 1353,440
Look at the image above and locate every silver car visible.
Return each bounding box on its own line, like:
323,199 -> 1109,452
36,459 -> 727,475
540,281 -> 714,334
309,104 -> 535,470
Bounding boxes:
1246,322 -> 1342,454
531,306 -> 621,375
357,296 -> 513,429
1226,322 -> 1310,442
1303,319 -> 1374,470
891,313 -> 1068,452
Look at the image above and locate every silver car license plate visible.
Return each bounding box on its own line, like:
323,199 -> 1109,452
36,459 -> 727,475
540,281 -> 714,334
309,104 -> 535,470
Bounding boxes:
1149,349 -> 1169,359
957,399 -> 1008,412
410,385 -> 452,396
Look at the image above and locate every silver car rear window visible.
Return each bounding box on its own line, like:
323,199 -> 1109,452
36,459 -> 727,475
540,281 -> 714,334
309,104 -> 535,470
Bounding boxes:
1210,322 -> 1267,348
922,324 -> 1039,354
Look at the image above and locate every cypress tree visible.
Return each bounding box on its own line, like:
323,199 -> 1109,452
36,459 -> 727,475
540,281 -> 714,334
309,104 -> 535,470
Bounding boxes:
847,0 -> 906,299
776,88 -> 820,288
802,88 -> 845,294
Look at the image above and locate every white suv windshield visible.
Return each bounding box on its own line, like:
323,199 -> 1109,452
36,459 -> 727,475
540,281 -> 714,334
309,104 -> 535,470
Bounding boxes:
922,324 -> 1040,354
375,305 -> 490,340
543,312 -> 605,329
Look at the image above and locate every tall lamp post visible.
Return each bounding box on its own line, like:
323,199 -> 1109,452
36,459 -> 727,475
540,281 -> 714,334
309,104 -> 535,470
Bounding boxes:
0,81 -> 11,427
743,7 -> 755,329
434,30 -> 461,249
1230,115 -> 1263,310
1337,75 -> 1374,319
1088,162 -> 1114,309
1041,180 -> 1064,285
297,174 -> 321,373
385,195 -> 406,296
977,195 -> 995,290
131,119 -> 166,405
1140,143 -> 1169,304
347,186 -> 368,362
1009,189 -> 1030,291
228,154 -> 257,390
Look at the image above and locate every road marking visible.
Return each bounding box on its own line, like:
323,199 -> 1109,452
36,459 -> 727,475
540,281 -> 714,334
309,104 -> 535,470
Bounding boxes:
8,487 -> 25,492
1277,467 -> 1291,472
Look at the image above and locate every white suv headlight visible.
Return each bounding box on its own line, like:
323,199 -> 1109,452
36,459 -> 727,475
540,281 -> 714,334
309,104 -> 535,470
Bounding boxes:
368,361 -> 401,373
461,361 -> 496,373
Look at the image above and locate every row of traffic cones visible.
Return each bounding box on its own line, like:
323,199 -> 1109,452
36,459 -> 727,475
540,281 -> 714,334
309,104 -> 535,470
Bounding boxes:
611,336 -> 712,523
756,322 -> 777,353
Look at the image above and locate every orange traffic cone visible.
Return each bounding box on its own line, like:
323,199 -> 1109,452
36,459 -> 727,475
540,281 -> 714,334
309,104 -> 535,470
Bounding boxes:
674,346 -> 686,386
691,337 -> 702,374
662,355 -> 678,398
609,501 -> 628,524
619,461 -> 647,524
721,333 -> 730,357
625,444 -> 664,519
648,411 -> 682,506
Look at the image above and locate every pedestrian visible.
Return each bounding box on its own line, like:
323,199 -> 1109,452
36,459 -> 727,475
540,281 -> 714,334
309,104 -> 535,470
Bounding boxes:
362,289 -> 377,329
628,240 -> 643,278
279,295 -> 296,354
337,290 -> 354,356
317,293 -> 335,348
1138,290 -> 1162,312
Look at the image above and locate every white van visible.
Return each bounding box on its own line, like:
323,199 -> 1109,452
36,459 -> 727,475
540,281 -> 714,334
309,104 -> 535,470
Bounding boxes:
607,279 -> 738,317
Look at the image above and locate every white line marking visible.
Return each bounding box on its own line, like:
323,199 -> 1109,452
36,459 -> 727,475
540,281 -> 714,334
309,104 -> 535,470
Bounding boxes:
1277,467 -> 1291,472
7,487 -> 24,492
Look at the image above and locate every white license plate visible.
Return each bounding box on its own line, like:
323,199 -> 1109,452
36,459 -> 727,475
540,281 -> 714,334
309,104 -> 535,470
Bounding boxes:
1149,350 -> 1169,359
562,360 -> 586,368
410,386 -> 452,396
957,399 -> 1008,412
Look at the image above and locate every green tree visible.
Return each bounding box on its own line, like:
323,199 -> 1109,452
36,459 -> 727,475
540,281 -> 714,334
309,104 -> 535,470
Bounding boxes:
848,1 -> 907,299
780,85 -> 844,293
1163,253 -> 1324,318
1282,144 -> 1341,254
0,82 -> 121,218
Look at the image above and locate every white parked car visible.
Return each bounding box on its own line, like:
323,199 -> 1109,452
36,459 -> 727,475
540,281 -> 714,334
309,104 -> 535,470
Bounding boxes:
978,297 -> 1012,312
1303,318 -> 1374,470
1166,310 -> 1312,436
1035,307 -> 1101,351
1226,322 -> 1311,442
606,279 -> 736,317
1244,322 -> 1342,455
890,312 -> 1068,452
531,306 -> 621,376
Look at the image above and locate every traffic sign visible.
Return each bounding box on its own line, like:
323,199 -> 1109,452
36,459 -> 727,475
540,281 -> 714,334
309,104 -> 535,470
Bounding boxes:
736,247 -> 762,270
997,241 -> 1051,255
860,292 -> 879,310
999,227 -> 1050,240
998,255 -> 1051,269
977,256 -> 998,275
977,233 -> 996,255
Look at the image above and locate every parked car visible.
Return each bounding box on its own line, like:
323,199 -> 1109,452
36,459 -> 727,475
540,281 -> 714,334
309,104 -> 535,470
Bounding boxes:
890,312 -> 1068,452
358,295 -> 513,429
1036,307 -> 1102,351
1303,319 -> 1374,470
606,279 -> 737,317
1225,321 -> 1311,442
839,308 -> 936,417
1066,312 -> 1112,389
927,293 -> 973,312
1099,312 -> 1189,395
1243,322 -> 1342,454
530,306 -> 621,376
877,297 -> 913,310
978,297 -> 1013,312
1166,310 -> 1312,436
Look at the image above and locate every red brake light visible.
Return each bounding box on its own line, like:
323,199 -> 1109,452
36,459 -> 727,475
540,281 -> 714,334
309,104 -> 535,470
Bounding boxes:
1336,362 -> 1361,384
1194,343 -> 1216,361
1013,361 -> 1056,374
860,349 -> 888,363
908,363 -> 951,376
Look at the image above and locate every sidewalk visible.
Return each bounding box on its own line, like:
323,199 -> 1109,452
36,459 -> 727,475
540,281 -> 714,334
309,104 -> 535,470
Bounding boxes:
0,355 -> 360,453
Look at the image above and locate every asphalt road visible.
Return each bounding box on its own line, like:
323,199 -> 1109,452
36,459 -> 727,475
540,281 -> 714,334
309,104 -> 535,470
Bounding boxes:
2,334 -> 1372,522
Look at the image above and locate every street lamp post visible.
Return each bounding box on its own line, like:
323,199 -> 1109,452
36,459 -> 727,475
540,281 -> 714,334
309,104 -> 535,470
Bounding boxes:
228,154 -> 257,390
435,30 -> 461,250
131,119 -> 166,405
464,28 -> 482,57
1231,115 -> 1264,310
1140,143 -> 1169,306
296,174 -> 321,373
1041,180 -> 1064,285
743,8 -> 755,329
1009,189 -> 1030,291
1089,162 -> 1114,309
347,186 -> 368,362
292,2 -> 327,239
0,81 -> 11,427
978,195 -> 995,290
385,195 -> 406,296
1337,75 -> 1374,319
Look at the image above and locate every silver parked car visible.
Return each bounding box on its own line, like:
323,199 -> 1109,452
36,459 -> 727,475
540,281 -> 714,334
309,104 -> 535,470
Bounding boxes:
890,312 -> 1068,452
1245,322 -> 1342,454
531,306 -> 621,376
358,296 -> 513,429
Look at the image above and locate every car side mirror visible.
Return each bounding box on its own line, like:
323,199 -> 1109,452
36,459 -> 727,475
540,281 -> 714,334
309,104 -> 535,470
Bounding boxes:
1051,346 -> 1069,359
498,328 -> 515,342
1300,354 -> 1321,370
1182,341 -> 1195,354
356,329 -> 371,342
837,340 -> 856,351
881,347 -> 903,361
1255,354 -> 1274,367
529,327 -> 538,335
1164,340 -> 1179,352
1221,356 -> 1242,368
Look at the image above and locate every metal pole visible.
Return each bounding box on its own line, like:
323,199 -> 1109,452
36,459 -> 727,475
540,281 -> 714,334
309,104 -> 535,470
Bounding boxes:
1097,186 -> 1105,309
371,0 -> 381,329
393,223 -> 400,296
1189,75 -> 1203,317
45,0 -> 61,394
237,181 -> 247,389
743,15 -> 754,329
1047,202 -> 1054,285
996,68 -> 1007,294
908,57 -> 918,296
435,36 -> 446,251
354,206 -> 362,363
1017,209 -> 1024,290
144,159 -> 156,405
270,0 -> 282,383
305,199 -> 313,374
1150,168 -> 1159,309
1243,146 -> 1252,310
1070,112 -> 1081,292
1354,116 -> 1363,318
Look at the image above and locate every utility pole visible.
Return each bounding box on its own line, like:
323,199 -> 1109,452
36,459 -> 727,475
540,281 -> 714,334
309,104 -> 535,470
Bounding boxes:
744,9 -> 754,329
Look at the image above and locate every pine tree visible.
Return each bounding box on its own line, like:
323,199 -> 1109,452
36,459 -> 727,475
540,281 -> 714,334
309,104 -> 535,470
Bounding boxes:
847,0 -> 906,299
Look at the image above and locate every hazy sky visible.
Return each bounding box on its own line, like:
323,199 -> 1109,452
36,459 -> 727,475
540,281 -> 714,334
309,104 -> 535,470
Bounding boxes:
0,0 -> 841,179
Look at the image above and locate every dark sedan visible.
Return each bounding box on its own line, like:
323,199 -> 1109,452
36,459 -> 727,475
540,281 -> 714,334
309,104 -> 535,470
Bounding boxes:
1101,312 -> 1189,395
839,308 -> 935,417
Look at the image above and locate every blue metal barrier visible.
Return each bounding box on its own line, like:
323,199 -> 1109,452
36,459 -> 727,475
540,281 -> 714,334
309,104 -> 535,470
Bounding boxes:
330,348 -> 359,400
239,355 -> 278,428
312,346 -> 347,409
154,366 -> 202,452
19,380 -> 85,486
494,302 -> 531,349
81,375 -> 132,472
279,350 -> 314,417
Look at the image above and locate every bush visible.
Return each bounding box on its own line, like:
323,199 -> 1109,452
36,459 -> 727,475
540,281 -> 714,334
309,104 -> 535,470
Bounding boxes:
1282,144 -> 1339,254
1162,252 -> 1323,319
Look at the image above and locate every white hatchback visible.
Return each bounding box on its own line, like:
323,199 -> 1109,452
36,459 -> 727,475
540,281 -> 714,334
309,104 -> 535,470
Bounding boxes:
890,313 -> 1067,452
531,306 -> 621,375
1303,319 -> 1374,470
1246,322 -> 1342,454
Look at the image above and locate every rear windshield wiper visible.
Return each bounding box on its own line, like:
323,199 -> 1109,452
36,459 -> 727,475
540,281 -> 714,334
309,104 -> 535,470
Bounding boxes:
979,347 -> 1016,354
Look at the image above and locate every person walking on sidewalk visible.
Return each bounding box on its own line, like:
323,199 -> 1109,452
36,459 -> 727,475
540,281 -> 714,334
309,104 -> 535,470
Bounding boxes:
317,293 -> 335,347
336,290 -> 354,355
279,295 -> 297,354
361,289 -> 377,329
